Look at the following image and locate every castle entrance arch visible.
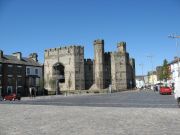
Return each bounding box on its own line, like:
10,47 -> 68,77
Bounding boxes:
53,63 -> 65,83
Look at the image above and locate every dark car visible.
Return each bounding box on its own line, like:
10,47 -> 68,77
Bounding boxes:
159,87 -> 172,95
3,93 -> 21,101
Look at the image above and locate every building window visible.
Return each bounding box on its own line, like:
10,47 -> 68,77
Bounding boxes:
8,65 -> 13,75
0,64 -> 2,74
7,77 -> 13,86
35,69 -> 38,75
17,77 -> 22,86
0,76 -> 2,86
27,68 -> 30,75
17,66 -> 22,75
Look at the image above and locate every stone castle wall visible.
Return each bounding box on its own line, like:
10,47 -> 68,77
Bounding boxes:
44,40 -> 136,93
84,59 -> 94,89
44,46 -> 84,93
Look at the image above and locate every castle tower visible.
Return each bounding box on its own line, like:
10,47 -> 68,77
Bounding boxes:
117,42 -> 126,53
94,39 -> 104,89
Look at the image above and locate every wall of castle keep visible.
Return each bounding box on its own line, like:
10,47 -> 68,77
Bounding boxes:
84,59 -> 94,89
44,46 -> 84,93
44,40 -> 136,94
94,40 -> 105,89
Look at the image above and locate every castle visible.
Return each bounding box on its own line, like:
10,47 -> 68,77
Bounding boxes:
44,39 -> 135,94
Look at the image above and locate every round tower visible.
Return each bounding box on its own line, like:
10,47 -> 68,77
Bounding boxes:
94,39 -> 104,89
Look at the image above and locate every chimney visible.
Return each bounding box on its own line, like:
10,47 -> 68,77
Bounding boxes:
0,50 -> 3,58
12,52 -> 22,60
29,53 -> 38,62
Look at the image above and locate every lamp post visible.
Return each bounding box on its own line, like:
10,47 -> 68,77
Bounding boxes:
168,33 -> 180,78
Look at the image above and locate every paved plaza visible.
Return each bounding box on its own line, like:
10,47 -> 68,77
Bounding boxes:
0,90 -> 180,135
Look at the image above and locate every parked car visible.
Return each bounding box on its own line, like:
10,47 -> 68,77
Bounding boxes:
3,93 -> 21,101
159,87 -> 172,95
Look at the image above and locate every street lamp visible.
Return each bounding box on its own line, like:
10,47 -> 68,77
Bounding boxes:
168,33 -> 180,77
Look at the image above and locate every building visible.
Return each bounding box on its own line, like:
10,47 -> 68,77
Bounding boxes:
148,71 -> 157,85
0,50 -> 43,97
135,76 -> 145,88
44,39 -> 135,94
169,57 -> 180,83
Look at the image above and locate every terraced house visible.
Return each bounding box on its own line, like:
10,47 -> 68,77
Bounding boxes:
0,50 -> 43,97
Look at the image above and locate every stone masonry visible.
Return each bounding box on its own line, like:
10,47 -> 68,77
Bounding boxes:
44,40 -> 135,94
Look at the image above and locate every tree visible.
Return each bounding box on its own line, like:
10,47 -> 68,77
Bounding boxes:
159,59 -> 171,81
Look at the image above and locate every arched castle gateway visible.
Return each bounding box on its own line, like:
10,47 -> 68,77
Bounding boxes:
44,39 -> 135,94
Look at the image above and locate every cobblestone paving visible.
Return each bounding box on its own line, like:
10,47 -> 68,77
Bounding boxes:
0,104 -> 180,135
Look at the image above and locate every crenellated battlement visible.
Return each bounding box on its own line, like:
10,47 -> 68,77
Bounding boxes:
84,58 -> 93,64
104,52 -> 111,56
93,39 -> 104,45
45,45 -> 83,52
45,45 -> 84,57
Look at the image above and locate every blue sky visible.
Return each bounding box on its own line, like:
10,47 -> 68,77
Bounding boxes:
0,0 -> 180,75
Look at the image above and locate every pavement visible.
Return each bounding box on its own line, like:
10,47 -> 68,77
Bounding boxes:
0,104 -> 180,135
0,90 -> 180,135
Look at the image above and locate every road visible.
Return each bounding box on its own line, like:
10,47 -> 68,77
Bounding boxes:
0,89 -> 178,108
1,89 -> 180,135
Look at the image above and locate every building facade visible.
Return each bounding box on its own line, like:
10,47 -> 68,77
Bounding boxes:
44,39 -> 136,94
0,51 -> 43,97
169,57 -> 180,82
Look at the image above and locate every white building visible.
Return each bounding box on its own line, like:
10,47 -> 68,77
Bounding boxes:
169,57 -> 180,83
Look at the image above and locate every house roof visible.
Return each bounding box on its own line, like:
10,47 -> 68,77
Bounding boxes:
169,58 -> 180,65
0,55 -> 42,67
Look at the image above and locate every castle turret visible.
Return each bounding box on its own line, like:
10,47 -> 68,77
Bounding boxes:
117,42 -> 126,53
94,39 -> 104,89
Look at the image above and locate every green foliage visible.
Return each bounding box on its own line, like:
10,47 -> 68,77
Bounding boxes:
159,59 -> 171,81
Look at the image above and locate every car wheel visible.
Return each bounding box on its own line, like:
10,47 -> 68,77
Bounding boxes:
3,98 -> 6,101
12,98 -> 15,101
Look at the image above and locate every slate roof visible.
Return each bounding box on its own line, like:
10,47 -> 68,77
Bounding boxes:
0,55 -> 42,67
